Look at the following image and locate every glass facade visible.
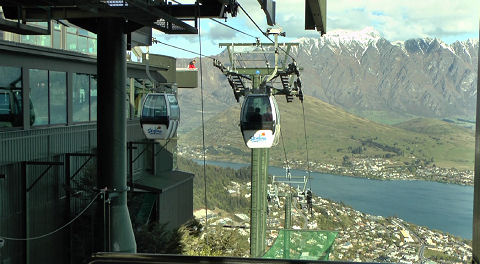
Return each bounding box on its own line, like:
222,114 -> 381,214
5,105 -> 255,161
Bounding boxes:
72,73 -> 99,122
65,26 -> 96,55
29,69 -> 67,126
49,71 -> 67,124
29,69 -> 49,126
0,31 -> 161,130
2,21 -> 97,56
90,75 -> 97,121
0,66 -> 22,128
0,61 -> 165,130
73,73 -> 90,122
0,68 -> 162,129
53,30 -> 61,49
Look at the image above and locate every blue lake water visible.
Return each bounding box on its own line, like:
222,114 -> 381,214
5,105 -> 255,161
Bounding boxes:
194,160 -> 473,239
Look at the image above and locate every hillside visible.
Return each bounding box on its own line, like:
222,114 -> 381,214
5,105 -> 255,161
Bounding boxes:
394,118 -> 473,135
178,95 -> 474,170
176,28 -> 478,133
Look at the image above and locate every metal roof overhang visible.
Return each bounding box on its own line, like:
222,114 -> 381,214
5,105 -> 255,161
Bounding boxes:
0,0 -> 238,35
305,0 -> 326,35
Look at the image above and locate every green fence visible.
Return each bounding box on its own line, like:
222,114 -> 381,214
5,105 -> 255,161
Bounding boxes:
263,230 -> 338,261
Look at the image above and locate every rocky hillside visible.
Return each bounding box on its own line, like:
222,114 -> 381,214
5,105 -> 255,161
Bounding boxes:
176,28 -> 478,133
292,27 -> 478,123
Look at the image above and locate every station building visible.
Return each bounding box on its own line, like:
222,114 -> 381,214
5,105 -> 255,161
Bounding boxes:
0,15 -> 197,264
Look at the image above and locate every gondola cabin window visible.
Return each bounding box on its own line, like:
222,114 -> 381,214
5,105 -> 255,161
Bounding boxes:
0,66 -> 22,128
142,94 -> 167,120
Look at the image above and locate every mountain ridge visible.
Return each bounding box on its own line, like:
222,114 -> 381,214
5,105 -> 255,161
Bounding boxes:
179,95 -> 474,170
176,29 -> 478,133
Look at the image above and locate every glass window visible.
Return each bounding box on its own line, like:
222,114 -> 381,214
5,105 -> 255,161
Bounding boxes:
78,36 -> 87,53
53,22 -> 61,30
53,30 -> 61,49
0,66 -> 22,128
21,35 -> 36,45
30,69 -> 48,126
73,73 -> 90,122
78,29 -> 89,37
167,95 -> 178,105
66,26 -> 77,34
49,71 -> 67,124
242,96 -> 271,122
167,94 -> 180,120
66,33 -> 77,51
90,75 -> 97,121
0,66 -> 21,88
37,35 -> 51,48
88,38 -> 97,55
142,95 -> 167,118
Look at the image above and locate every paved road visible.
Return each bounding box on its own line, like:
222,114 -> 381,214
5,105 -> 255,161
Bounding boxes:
392,218 -> 425,263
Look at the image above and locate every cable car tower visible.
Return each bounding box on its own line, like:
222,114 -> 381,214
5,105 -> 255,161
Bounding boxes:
214,27 -> 303,257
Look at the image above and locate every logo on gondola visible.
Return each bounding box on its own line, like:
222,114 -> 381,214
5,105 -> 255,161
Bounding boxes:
147,126 -> 163,135
250,132 -> 267,143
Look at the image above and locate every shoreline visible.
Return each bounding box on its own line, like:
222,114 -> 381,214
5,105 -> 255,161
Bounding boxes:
186,156 -> 474,187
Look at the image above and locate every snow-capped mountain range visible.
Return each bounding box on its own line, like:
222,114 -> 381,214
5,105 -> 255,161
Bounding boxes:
291,27 -> 478,120
177,28 -> 478,132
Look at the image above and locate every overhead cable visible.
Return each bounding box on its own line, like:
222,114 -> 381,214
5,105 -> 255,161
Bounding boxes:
169,0 -> 258,39
237,3 -> 298,63
210,18 -> 257,39
0,192 -> 101,241
280,127 -> 290,170
198,10 -> 209,247
152,38 -> 216,60
237,3 -> 266,36
301,100 -> 312,190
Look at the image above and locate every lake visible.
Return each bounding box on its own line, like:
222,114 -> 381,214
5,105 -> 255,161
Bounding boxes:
195,160 -> 473,239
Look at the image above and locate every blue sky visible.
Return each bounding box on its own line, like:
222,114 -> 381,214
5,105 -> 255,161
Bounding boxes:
149,0 -> 480,59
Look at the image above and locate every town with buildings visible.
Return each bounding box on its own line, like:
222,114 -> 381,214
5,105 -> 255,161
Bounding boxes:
178,147 -> 474,186
192,181 -> 472,263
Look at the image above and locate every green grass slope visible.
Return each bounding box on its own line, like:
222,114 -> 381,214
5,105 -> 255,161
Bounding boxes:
179,96 -> 474,170
394,118 -> 472,135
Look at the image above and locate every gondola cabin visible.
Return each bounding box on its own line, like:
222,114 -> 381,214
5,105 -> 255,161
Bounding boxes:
140,93 -> 180,140
0,88 -> 35,127
240,94 -> 280,148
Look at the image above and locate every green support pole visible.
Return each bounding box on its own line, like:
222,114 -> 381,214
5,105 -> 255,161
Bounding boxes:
250,148 -> 269,257
284,194 -> 292,229
95,17 -> 136,254
283,194 -> 292,259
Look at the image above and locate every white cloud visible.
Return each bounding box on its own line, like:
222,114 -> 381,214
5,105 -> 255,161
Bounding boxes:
327,0 -> 479,42
149,0 -> 479,58
205,22 -> 238,41
236,0 -> 479,42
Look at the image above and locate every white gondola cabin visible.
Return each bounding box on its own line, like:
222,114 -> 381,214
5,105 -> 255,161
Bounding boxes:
240,94 -> 280,148
140,93 -> 179,140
